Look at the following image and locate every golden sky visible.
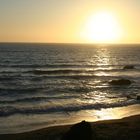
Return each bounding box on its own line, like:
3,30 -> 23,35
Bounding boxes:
0,0 -> 140,44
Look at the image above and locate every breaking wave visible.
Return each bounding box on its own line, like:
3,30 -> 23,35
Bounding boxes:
0,100 -> 138,117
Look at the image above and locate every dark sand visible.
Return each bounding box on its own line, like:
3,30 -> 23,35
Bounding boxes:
0,115 -> 140,140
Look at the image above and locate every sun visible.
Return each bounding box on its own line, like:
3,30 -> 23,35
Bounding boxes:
81,11 -> 122,43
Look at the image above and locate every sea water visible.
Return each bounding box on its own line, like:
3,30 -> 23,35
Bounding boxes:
0,43 -> 140,133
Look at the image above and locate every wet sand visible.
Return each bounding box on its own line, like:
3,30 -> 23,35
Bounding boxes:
0,114 -> 140,140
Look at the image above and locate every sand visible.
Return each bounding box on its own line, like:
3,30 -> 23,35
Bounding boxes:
0,114 -> 140,140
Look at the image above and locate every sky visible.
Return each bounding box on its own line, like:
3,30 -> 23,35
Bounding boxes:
0,0 -> 140,44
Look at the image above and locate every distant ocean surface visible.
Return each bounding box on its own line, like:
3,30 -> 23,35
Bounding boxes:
0,43 -> 140,133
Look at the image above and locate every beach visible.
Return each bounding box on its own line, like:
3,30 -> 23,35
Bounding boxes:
0,114 -> 139,140
0,104 -> 140,140
1,0 -> 140,139
0,43 -> 140,137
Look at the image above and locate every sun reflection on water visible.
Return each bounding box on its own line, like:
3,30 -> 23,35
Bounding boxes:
95,109 -> 118,120
96,47 -> 110,66
94,104 -> 140,121
95,71 -> 110,76
89,47 -> 111,77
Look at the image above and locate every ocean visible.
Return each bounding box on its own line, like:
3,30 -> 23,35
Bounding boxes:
0,43 -> 140,133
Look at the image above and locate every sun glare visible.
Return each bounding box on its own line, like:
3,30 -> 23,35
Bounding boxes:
81,11 -> 122,43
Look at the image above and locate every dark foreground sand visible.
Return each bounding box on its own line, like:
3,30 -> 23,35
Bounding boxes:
0,115 -> 140,140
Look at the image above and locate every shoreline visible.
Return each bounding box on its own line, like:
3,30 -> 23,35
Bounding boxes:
0,114 -> 140,140
0,104 -> 140,134
0,104 -> 140,139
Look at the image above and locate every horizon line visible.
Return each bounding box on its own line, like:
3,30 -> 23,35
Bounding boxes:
0,41 -> 140,45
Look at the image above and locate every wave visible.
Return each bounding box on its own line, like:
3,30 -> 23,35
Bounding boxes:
0,64 -> 97,68
0,63 -> 140,69
33,69 -> 85,74
31,67 -> 140,75
0,65 -> 139,77
0,95 -> 77,104
0,97 -> 47,104
0,100 -> 139,117
0,88 -> 43,95
31,68 -> 123,75
0,77 -> 15,81
0,68 -> 119,76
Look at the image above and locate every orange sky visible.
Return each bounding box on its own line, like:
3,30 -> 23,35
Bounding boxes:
0,0 -> 140,44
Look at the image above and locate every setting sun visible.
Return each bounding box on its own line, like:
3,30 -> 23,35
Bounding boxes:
81,11 -> 123,43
